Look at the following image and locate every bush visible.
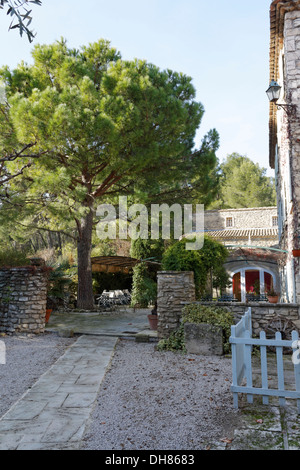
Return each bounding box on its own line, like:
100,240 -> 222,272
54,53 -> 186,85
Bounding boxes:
131,263 -> 157,307
157,304 -> 234,354
0,249 -> 30,267
182,304 -> 234,354
130,238 -> 163,307
161,236 -> 228,298
47,260 -> 76,308
156,324 -> 186,353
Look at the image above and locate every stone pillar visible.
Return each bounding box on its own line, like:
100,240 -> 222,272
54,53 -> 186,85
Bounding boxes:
0,266 -> 48,335
157,271 -> 195,339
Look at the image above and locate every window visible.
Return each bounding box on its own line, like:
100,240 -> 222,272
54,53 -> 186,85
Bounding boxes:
226,217 -> 233,228
272,216 -> 278,227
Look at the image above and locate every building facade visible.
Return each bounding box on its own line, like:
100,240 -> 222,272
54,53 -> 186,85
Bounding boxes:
268,0 -> 300,303
205,207 -> 281,302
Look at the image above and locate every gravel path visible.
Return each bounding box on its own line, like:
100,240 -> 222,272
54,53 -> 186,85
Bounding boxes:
0,332 -> 75,418
0,334 -> 240,450
82,338 -> 240,451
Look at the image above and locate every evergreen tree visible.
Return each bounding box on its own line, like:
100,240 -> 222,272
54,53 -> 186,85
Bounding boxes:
210,153 -> 276,209
0,39 -> 220,308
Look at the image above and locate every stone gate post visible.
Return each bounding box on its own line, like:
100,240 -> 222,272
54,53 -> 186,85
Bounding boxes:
0,265 -> 49,335
157,271 -> 195,339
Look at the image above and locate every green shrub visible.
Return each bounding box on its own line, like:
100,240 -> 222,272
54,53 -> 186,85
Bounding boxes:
156,324 -> 186,353
130,238 -> 163,307
46,260 -> 76,309
157,304 -> 234,354
161,236 -> 228,298
131,263 -> 157,307
0,249 -> 30,267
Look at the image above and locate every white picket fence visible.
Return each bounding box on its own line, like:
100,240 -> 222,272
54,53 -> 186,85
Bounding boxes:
230,307 -> 300,413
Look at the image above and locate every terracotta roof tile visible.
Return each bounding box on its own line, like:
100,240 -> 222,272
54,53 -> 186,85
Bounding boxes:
207,228 -> 278,239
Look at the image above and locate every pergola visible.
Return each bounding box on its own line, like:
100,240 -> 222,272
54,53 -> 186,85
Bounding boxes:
91,256 -> 160,274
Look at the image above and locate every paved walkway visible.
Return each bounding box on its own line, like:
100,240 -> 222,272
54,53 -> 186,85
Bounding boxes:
0,335 -> 117,449
1,308 -> 300,450
0,308 -> 156,450
46,307 -> 154,338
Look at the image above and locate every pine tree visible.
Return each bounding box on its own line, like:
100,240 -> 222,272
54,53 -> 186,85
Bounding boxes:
0,38 -> 219,308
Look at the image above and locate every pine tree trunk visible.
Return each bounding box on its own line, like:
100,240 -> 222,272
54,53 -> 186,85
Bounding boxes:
77,208 -> 95,310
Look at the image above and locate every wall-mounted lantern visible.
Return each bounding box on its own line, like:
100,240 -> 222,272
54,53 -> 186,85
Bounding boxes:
266,80 -> 296,114
266,80 -> 282,103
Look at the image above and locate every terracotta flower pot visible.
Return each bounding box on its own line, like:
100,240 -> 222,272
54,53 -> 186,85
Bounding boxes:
267,296 -> 279,304
147,314 -> 158,330
45,309 -> 52,324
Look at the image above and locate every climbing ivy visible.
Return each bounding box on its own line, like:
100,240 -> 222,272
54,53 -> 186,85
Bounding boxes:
161,235 -> 228,298
130,238 -> 163,308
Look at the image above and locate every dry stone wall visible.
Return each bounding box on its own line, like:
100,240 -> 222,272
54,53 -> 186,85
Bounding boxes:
157,271 -> 195,339
157,271 -> 300,344
0,266 -> 48,335
200,301 -> 300,337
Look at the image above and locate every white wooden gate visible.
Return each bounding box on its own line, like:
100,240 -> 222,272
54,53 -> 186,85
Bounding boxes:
230,307 -> 300,413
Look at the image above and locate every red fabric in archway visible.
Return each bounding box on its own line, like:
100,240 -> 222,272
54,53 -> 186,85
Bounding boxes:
264,272 -> 272,292
246,270 -> 259,293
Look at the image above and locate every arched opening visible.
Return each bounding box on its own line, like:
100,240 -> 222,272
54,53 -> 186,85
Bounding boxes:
233,272 -> 241,301
231,267 -> 276,302
246,270 -> 260,294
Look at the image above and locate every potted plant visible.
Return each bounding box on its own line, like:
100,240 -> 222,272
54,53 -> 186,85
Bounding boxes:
45,308 -> 52,324
266,289 -> 279,304
148,301 -> 158,330
45,296 -> 56,323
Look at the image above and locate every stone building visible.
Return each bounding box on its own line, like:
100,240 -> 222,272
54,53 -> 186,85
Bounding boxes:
268,0 -> 300,303
204,207 -> 281,302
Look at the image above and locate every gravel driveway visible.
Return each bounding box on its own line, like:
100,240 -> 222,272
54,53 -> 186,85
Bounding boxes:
0,333 -> 239,450
82,338 -> 239,450
0,332 -> 75,418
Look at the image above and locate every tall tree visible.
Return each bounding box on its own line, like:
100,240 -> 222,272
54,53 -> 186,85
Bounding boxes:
0,38 -> 219,308
210,153 -> 277,209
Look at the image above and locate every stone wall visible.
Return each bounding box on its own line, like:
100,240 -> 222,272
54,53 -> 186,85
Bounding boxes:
204,207 -> 278,231
199,301 -> 300,337
157,270 -> 300,341
0,266 -> 48,335
157,271 -> 195,339
272,8 -> 300,303
285,10 -> 300,304
184,323 -> 223,356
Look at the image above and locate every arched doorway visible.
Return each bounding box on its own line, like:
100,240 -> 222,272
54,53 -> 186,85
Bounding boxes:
231,267 -> 276,302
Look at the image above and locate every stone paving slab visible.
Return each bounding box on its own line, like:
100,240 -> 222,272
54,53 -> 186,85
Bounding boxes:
46,308 -> 152,338
0,335 -> 117,450
229,394 -> 300,450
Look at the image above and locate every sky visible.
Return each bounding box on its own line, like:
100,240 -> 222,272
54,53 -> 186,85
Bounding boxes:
0,0 -> 273,175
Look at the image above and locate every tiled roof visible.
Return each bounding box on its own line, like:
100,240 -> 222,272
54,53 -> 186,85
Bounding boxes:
269,1 -> 300,168
207,227 -> 278,239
